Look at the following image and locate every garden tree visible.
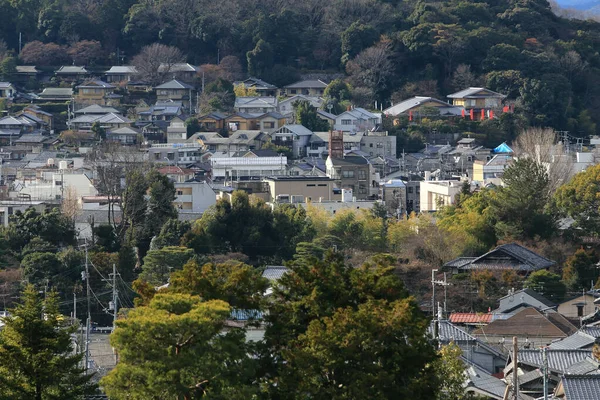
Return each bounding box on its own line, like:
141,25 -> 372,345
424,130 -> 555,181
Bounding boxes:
450,64 -> 475,91
346,39 -> 394,100
265,252 -> 439,398
513,127 -> 574,194
3,207 -> 76,251
554,163 -> 600,237
185,117 -> 200,138
433,343 -> 467,400
93,224 -> 120,252
140,246 -> 195,285
524,270 -> 567,302
340,21 -> 378,64
21,251 -> 63,286
328,209 -> 365,250
0,285 -> 95,399
246,39 -> 274,78
132,43 -> 184,85
185,191 -> 279,260
91,121 -> 106,141
169,259 -> 268,310
490,158 -> 555,241
0,55 -> 16,80
66,40 -> 105,65
562,248 -> 599,291
293,100 -> 330,131
233,83 -> 258,97
101,293 -> 258,399
122,168 -> 148,241
323,79 -> 352,114
151,218 -> 191,249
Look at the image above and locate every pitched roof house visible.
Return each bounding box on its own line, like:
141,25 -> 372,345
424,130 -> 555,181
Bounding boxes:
104,66 -> 138,82
447,87 -> 506,109
282,79 -> 327,96
0,82 -> 15,98
233,77 -> 278,96
234,96 -> 278,114
383,96 -> 463,119
555,374 -> 600,400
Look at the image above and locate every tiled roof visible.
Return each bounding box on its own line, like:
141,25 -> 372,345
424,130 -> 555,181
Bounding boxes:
473,308 -> 576,338
105,66 -> 137,74
229,309 -> 263,321
284,79 -> 327,89
447,87 -> 506,99
517,349 -> 592,373
450,313 -> 493,324
77,80 -> 114,89
565,357 -> 600,375
262,266 -> 288,282
498,288 -> 556,309
55,66 -> 88,74
39,88 -> 73,97
550,331 -> 598,350
581,326 -> 600,337
382,96 -> 462,116
76,105 -> 120,114
16,66 -> 38,73
234,77 -> 277,89
155,79 -> 194,90
328,155 -> 369,166
158,63 -> 197,73
445,257 -> 476,268
274,124 -> 313,137
444,243 -> 555,272
560,374 -> 600,400
429,320 -> 476,342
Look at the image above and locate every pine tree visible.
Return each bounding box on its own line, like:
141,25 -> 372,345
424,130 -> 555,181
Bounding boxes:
0,285 -> 95,400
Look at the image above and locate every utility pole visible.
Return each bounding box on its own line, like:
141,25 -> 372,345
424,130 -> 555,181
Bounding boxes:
431,269 -> 438,317
513,337 -> 519,400
542,346 -> 548,400
84,240 -> 91,375
110,263 -> 118,331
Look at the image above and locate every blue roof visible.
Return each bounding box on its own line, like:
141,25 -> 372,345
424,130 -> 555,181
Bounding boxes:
493,142 -> 513,153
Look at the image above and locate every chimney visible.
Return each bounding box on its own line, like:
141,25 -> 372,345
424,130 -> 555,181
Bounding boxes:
329,130 -> 344,159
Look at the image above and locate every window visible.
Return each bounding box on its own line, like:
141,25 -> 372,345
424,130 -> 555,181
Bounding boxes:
177,190 -> 183,195
264,122 -> 275,129
342,170 -> 355,178
307,184 -> 316,187
358,185 -> 367,194
358,170 -> 366,180
317,184 -> 327,187
341,119 -> 352,125
408,187 -> 413,194
369,143 -> 373,148
290,89 -> 297,94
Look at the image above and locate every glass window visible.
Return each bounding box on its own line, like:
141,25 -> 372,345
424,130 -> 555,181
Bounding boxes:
358,170 -> 366,180
341,119 -> 352,125
342,170 -> 355,178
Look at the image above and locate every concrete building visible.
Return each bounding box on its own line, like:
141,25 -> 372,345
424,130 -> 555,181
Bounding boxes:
419,179 -> 463,212
148,143 -> 203,165
174,181 -> 216,213
14,172 -> 98,201
325,155 -> 372,200
263,176 -> 338,203
210,154 -> 287,180
380,179 -> 407,218
472,154 -> 513,185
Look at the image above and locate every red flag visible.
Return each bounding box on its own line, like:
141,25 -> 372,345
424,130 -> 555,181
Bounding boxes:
409,110 -> 413,121
461,109 -> 465,118
481,109 -> 485,120
503,106 -> 509,113
510,104 -> 514,112
489,110 -> 494,119
469,109 -> 474,120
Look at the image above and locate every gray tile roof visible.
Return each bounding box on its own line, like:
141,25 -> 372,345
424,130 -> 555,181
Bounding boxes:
234,77 -> 277,89
39,87 -> 73,97
444,243 -> 555,272
382,96 -> 460,116
16,66 -> 39,73
550,331 -> 598,350
560,374 -> 600,400
55,66 -> 88,74
77,80 -> 114,89
274,124 -> 313,136
284,79 -> 327,89
262,266 -> 288,282
565,357 -> 600,375
76,105 -> 119,114
155,79 -> 194,90
582,326 -> 600,337
518,349 -> 593,373
447,87 -> 506,99
105,66 -> 137,74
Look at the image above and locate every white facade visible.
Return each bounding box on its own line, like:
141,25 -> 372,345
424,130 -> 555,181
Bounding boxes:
210,156 -> 287,180
15,173 -> 98,201
419,180 -> 462,212
334,108 -> 379,133
174,182 -> 216,213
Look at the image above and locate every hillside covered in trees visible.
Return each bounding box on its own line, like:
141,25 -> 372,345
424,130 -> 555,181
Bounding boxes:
1,0 -> 600,135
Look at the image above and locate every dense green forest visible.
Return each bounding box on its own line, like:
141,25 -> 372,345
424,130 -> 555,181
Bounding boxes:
2,0 -> 600,134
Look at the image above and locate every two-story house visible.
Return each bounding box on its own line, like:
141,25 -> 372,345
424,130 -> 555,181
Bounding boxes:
234,97 -> 278,114
55,66 -> 89,81
75,80 -> 121,106
447,87 -> 506,120
233,77 -> 278,97
383,96 -> 463,123
68,112 -> 131,132
325,154 -> 372,200
158,63 -> 198,82
166,116 -> 188,143
136,100 -> 184,123
0,82 -> 15,98
22,106 -> 53,131
37,87 -> 73,101
155,79 -> 194,104
104,66 -> 138,83
270,124 -> 314,158
107,126 -> 140,145
334,108 -> 379,133
198,112 -> 227,131
281,80 -> 327,97
256,112 -> 286,133
226,113 -> 258,131
277,95 -> 322,119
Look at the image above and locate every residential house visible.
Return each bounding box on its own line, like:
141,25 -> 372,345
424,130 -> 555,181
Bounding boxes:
15,66 -> 40,82
141,120 -> 169,143
369,155 -> 400,177
174,181 -> 216,213
13,134 -> 57,153
233,77 -> 278,97
554,375 -> 600,400
136,100 -> 184,122
404,179 -> 421,213
107,127 -> 140,145
158,166 -> 196,183
359,131 -> 396,158
75,104 -> 120,115
549,326 -> 600,350
104,66 -> 137,83
55,66 -> 89,81
158,63 -> 198,82
419,179 -> 463,211
0,82 -> 15,98
198,112 -> 227,131
37,87 -> 73,101
0,115 -> 43,136
126,80 -> 153,93
22,106 -> 53,131
472,154 -> 513,185
256,112 -> 286,133
68,113 -> 131,132
447,87 -> 506,110
226,113 -> 258,132
277,95 -> 322,117
429,320 -> 506,374
234,97 -> 278,114
325,155 -> 372,200
155,80 -> 194,104
148,143 -> 203,165
264,176 -> 338,203
281,79 -> 327,97
380,179 -> 407,217
445,138 -> 492,178
494,288 -> 557,316
199,131 -> 267,155
75,80 -> 120,106
210,153 -> 287,180
317,109 -> 336,128
383,96 -> 463,123
559,292 -> 600,320
166,116 -> 187,143
333,108 -> 379,133
443,243 -> 556,275
473,307 -> 577,350
271,124 -> 314,158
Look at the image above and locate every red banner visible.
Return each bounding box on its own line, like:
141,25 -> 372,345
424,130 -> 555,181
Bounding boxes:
469,109 -> 474,120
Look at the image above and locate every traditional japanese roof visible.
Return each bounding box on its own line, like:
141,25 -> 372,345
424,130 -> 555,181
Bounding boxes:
198,112 -> 228,120
16,66 -> 39,73
496,288 -> 556,314
55,66 -> 88,74
464,359 -> 534,400
447,87 -> 506,99
556,374 -> 600,400
565,357 -> 600,375
69,113 -> 131,124
474,308 -> 576,339
76,105 -> 120,114
109,127 -> 140,135
105,66 -> 137,74
235,96 -> 278,108
273,124 -> 313,136
317,109 -> 336,120
77,80 -> 114,89
550,331 -> 599,350
262,266 -> 288,282
257,111 -> 285,119
450,313 -> 494,325
430,319 -> 477,342
155,79 -> 194,90
158,63 -> 197,73
284,79 -> 327,89
234,77 -> 277,89
513,349 -> 593,373
382,96 -> 461,116
443,243 -> 555,272
38,87 -> 73,97
0,82 -> 13,89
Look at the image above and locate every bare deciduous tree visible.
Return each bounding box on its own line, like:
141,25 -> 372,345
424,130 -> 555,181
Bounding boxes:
346,39 -> 393,92
451,64 -> 475,91
132,43 -> 185,85
61,185 -> 80,222
512,127 -> 574,194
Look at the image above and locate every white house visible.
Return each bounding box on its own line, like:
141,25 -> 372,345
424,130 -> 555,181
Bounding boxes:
234,97 -> 278,114
166,116 -> 187,143
0,82 -> 15,98
210,154 -> 287,180
419,180 -> 463,212
174,181 -> 216,213
277,95 -> 322,118
270,125 -> 314,158
334,108 -> 379,133
15,172 -> 98,201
